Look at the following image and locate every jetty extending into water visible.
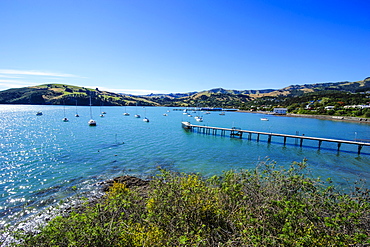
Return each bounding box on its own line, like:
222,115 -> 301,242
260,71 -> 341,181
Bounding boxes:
181,122 -> 370,155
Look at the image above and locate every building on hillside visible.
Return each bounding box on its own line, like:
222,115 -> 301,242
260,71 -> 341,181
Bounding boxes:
324,106 -> 335,110
273,108 -> 287,115
344,105 -> 370,109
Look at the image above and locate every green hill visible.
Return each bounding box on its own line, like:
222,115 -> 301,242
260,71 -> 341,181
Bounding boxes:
0,84 -> 159,106
0,78 -> 369,110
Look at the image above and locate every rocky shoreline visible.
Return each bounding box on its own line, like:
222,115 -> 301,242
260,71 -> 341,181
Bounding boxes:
2,176 -> 150,246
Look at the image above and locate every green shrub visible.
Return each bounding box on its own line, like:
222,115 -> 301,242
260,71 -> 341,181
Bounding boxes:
14,160 -> 370,246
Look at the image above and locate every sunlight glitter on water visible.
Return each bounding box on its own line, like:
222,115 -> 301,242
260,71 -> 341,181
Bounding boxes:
0,105 -> 369,227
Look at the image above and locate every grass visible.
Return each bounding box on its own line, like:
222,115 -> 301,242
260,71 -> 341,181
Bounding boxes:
10,160 -> 370,246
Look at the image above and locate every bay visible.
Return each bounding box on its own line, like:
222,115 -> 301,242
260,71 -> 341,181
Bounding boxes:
1,104 -> 370,228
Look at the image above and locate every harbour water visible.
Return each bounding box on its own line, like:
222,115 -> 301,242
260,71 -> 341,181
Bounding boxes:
1,105 -> 370,229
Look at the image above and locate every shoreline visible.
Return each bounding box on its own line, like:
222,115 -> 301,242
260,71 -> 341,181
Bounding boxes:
237,110 -> 370,124
2,176 -> 148,246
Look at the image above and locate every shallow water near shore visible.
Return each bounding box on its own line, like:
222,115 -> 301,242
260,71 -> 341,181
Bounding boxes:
1,105 -> 370,229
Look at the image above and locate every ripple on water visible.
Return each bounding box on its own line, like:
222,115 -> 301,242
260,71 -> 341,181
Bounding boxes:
1,105 -> 370,228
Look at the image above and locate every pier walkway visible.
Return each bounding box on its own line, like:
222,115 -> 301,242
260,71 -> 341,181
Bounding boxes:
181,122 -> 370,155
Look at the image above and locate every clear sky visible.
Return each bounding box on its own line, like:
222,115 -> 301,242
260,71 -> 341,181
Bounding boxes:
0,0 -> 369,95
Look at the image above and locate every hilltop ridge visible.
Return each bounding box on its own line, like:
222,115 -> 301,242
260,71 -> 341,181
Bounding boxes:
0,77 -> 369,108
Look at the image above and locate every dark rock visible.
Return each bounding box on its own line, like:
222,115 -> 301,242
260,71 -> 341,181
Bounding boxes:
100,175 -> 150,192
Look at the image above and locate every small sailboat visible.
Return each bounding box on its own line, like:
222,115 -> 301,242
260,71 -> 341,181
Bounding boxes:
88,96 -> 97,126
123,105 -> 130,116
194,111 -> 203,122
143,107 -> 149,122
75,100 -> 79,117
219,105 -> 225,115
195,116 -> 203,122
88,119 -> 96,126
134,102 -> 141,118
62,105 -> 69,122
99,103 -> 105,117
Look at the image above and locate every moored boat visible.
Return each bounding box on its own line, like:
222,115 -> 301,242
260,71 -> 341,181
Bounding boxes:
88,96 -> 97,126
88,119 -> 97,126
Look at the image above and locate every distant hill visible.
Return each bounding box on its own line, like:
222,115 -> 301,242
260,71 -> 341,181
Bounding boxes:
0,84 -> 159,106
0,78 -> 369,107
143,77 -> 370,108
255,77 -> 370,97
144,91 -> 198,99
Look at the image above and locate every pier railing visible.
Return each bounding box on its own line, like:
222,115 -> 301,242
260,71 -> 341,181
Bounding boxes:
181,122 -> 370,155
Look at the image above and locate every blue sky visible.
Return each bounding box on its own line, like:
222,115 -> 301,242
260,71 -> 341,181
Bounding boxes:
0,0 -> 369,95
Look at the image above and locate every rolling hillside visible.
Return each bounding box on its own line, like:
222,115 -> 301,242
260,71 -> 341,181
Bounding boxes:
0,77 -> 369,108
0,84 -> 159,106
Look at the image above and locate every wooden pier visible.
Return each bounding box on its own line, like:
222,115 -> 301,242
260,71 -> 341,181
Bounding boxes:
181,122 -> 370,155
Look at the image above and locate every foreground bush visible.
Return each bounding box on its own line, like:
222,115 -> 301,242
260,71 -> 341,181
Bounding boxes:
15,160 -> 370,246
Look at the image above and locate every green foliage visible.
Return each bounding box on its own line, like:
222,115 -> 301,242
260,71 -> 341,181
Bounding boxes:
11,162 -> 370,246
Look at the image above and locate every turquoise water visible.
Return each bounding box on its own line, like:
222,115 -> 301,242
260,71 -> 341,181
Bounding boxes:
1,105 -> 370,226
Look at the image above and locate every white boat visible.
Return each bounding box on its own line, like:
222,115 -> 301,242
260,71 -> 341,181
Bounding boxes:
195,117 -> 203,122
100,103 -> 106,115
88,96 -> 97,126
134,102 -> 141,118
163,113 -> 168,116
63,105 -> 69,122
260,118 -> 269,121
36,111 -> 43,116
75,100 -> 79,117
143,108 -> 149,122
88,119 -> 96,126
123,105 -> 130,116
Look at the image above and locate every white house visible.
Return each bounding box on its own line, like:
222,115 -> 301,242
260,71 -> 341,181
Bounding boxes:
324,106 -> 335,110
273,108 -> 287,114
